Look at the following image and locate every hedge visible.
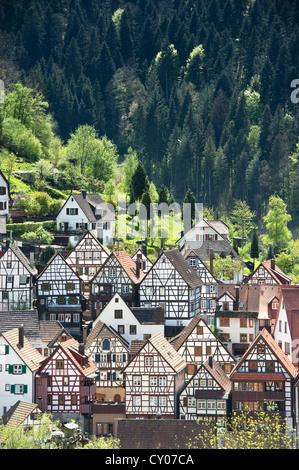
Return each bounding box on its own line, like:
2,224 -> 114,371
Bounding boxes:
6,220 -> 56,237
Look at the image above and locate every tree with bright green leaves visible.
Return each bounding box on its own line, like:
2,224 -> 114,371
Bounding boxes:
250,228 -> 259,260
0,413 -> 60,449
262,195 -> 292,255
75,435 -> 119,449
21,225 -> 54,248
231,200 -> 255,246
183,189 -> 196,223
122,148 -> 139,194
184,45 -> 205,89
65,124 -> 99,175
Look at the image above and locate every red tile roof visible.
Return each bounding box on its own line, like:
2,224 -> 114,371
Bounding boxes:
114,250 -> 145,283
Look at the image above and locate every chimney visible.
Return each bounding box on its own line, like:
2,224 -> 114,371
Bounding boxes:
18,325 -> 24,348
235,285 -> 240,310
136,253 -> 142,278
79,343 -> 85,356
271,259 -> 275,270
208,356 -> 213,368
30,252 -> 35,269
209,249 -> 213,275
82,326 -> 87,344
82,190 -> 87,199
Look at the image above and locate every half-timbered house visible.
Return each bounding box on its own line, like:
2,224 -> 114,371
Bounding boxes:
66,230 -> 110,297
36,338 -> 97,428
1,400 -> 43,429
245,259 -> 293,285
139,248 -> 202,329
92,293 -> 165,345
89,251 -> 145,319
39,320 -> 73,357
170,315 -> 236,380
179,356 -> 232,423
84,320 -> 130,402
185,249 -> 218,325
178,218 -> 230,253
0,326 -> 44,416
122,333 -> 186,419
36,252 -> 84,336
230,328 -> 297,430
0,242 -> 37,311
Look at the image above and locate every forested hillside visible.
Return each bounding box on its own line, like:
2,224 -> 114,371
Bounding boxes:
0,0 -> 298,217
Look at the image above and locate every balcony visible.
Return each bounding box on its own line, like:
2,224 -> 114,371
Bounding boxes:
233,391 -> 285,401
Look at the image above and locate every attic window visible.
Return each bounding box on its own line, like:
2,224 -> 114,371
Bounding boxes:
272,300 -> 279,310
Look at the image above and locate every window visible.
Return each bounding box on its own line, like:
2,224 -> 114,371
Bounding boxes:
159,376 -> 167,387
240,334 -> 247,342
257,344 -> 265,353
195,346 -> 202,357
114,309 -> 123,319
188,397 -> 196,407
109,269 -> 116,278
66,282 -> 74,291
102,339 -> 110,351
160,287 -> 165,295
219,317 -> 229,327
200,379 -> 206,387
217,400 -> 226,410
248,361 -> 258,372
130,325 -> 136,335
14,384 -> 25,394
197,400 -> 206,409
207,400 -> 216,409
2,291 -> 8,300
20,275 -> 27,285
159,396 -> 167,407
133,376 -> 142,386
71,395 -> 77,405
63,377 -> 69,386
272,300 -> 279,310
133,396 -> 141,407
197,326 -> 203,335
13,365 -> 23,375
42,282 -> 50,292
150,376 -> 157,386
285,342 -> 290,355
240,318 -> 247,328
150,396 -> 158,407
56,360 -> 64,369
145,356 -> 153,367
187,364 -> 196,375
266,362 -> 275,372
223,302 -> 229,311
118,325 -> 125,334
58,395 -> 64,405
96,423 -> 114,436
189,257 -> 196,266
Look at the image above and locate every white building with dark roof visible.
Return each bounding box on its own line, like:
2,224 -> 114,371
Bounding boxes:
56,191 -> 115,246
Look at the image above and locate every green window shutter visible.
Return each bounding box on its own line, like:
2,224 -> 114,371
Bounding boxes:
95,354 -> 101,362
8,365 -> 13,374
41,284 -> 44,291
73,283 -> 75,290
107,372 -> 111,381
23,385 -> 28,394
22,365 -> 26,374
49,284 -> 52,290
112,372 -> 116,381
5,345 -> 9,354
75,297 -> 79,304
65,283 -> 68,290
123,354 -> 126,362
10,385 -> 15,394
112,354 -> 116,362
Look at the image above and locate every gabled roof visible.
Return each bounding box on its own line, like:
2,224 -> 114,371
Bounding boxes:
113,250 -> 145,283
2,327 -> 44,372
184,240 -> 244,266
36,251 -> 81,280
230,328 -> 297,378
54,338 -> 98,378
178,218 -> 230,243
3,243 -> 37,276
0,310 -> 42,349
131,306 -> 165,325
67,230 -> 110,257
1,400 -> 42,427
123,333 -> 186,374
245,259 -> 293,285
68,193 -> 115,222
39,320 -> 72,347
164,248 -> 202,289
85,320 -> 129,351
203,357 -> 232,393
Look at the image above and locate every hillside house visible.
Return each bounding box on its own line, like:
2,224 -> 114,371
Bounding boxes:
139,248 -> 202,329
273,287 -> 299,364
56,191 -> 115,246
245,259 -> 293,285
89,251 -> 145,319
178,218 -> 230,254
0,169 -> 11,216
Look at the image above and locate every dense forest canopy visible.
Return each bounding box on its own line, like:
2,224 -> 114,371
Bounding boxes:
0,0 -> 298,220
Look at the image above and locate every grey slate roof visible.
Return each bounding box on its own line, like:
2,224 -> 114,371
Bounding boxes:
0,310 -> 42,348
184,239 -> 245,266
9,243 -> 38,276
164,248 -> 202,289
131,306 -> 165,325
71,193 -> 115,222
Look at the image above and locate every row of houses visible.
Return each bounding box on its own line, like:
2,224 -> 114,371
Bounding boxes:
0,182 -> 299,445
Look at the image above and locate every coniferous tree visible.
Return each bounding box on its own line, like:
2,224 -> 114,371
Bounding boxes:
130,161 -> 149,203
250,228 -> 259,260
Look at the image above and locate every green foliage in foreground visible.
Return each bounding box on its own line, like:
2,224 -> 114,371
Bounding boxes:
186,407 -> 297,450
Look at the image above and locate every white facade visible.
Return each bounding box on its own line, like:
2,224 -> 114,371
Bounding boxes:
56,193 -> 114,246
0,171 -> 10,216
0,329 -> 43,416
93,293 -> 164,345
179,218 -> 229,252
